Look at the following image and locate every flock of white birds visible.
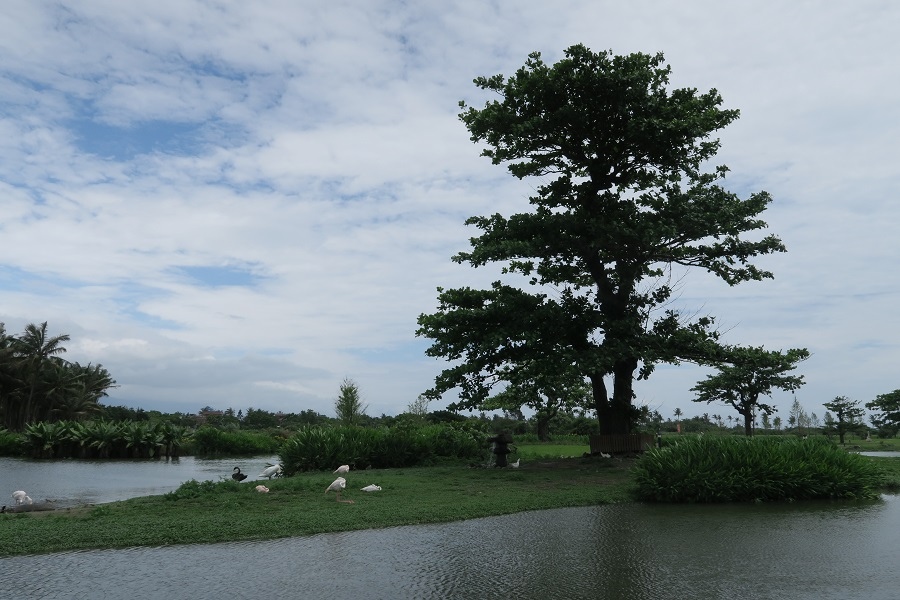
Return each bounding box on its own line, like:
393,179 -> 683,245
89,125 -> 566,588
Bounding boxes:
227,462 -> 384,504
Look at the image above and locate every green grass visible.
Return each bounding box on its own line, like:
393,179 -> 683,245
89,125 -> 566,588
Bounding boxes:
3,450 -> 897,558
515,443 -> 589,460
0,457 -> 631,557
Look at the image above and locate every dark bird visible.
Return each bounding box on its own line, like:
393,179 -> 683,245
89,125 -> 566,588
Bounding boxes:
232,467 -> 248,482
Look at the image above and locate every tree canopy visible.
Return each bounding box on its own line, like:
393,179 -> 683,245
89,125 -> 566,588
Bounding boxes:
418,44 -> 786,434
691,346 -> 809,436
822,396 -> 866,444
866,389 -> 900,438
0,321 -> 117,430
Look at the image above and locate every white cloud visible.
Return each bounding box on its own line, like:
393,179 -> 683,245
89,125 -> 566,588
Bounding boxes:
1,0 -> 898,423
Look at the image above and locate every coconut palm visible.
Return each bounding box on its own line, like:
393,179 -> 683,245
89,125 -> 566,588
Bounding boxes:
11,322 -> 70,429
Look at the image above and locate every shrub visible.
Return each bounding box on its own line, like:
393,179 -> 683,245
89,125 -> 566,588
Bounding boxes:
633,435 -> 883,503
278,424 -> 488,474
0,428 -> 26,456
190,426 -> 281,456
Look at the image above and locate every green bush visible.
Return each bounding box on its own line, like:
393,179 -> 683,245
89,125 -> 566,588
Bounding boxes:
0,428 -> 26,456
278,424 -> 487,474
189,426 -> 281,456
633,435 -> 884,503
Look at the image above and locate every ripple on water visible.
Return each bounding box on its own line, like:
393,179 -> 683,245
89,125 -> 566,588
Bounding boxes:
3,501 -> 900,599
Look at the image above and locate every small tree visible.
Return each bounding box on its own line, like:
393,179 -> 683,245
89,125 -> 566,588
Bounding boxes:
406,394 -> 431,418
692,346 -> 809,436
865,389 -> 900,438
788,396 -> 811,435
335,378 -> 367,426
822,396 -> 865,445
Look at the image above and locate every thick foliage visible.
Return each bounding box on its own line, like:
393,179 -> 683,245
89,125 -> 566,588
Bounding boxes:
190,426 -> 282,456
0,428 -> 26,455
279,424 -> 487,474
633,435 -> 883,502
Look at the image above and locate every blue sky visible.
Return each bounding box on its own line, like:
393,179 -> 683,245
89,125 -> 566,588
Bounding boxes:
1,1 -> 898,422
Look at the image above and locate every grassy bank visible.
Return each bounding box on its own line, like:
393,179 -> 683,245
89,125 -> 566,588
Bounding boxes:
3,450 -> 898,558
0,456 -> 632,557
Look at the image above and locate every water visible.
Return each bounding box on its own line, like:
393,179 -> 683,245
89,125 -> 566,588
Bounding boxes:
2,457 -> 900,599
0,455 -> 279,509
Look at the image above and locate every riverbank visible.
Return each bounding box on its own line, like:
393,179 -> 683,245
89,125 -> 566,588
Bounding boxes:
3,453 -> 898,558
0,456 -> 635,557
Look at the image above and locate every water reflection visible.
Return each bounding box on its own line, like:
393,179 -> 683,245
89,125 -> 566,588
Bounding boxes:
3,499 -> 900,599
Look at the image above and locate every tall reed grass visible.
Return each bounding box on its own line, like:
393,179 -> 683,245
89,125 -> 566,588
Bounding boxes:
633,435 -> 883,503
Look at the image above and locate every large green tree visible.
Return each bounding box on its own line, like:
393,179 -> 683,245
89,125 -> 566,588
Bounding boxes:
822,395 -> 865,444
691,346 -> 809,436
865,389 -> 900,438
418,45 -> 785,434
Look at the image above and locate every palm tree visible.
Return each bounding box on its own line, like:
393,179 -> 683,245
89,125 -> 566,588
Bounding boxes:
0,323 -> 24,429
12,322 -> 70,429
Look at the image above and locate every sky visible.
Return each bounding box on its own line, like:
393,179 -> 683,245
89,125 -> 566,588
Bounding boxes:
1,1 -> 898,423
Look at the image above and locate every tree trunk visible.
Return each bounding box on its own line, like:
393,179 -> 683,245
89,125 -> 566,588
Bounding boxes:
743,411 -> 753,436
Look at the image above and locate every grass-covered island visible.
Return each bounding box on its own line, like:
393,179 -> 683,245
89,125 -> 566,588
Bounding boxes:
2,436 -> 898,558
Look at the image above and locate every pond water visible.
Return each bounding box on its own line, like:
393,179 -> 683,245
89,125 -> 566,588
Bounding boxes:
0,455 -> 279,509
2,457 -> 900,599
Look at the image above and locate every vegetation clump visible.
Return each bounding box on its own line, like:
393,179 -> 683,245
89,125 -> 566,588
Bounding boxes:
278,424 -> 486,473
633,435 -> 884,503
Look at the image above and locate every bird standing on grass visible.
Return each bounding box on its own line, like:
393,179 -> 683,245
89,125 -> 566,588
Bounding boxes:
232,467 -> 248,482
326,477 -> 354,503
334,464 -> 350,474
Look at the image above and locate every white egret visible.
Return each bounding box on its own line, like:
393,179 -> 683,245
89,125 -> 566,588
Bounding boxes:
12,491 -> 32,505
325,476 -> 354,503
333,464 -> 350,474
232,467 -> 248,482
258,464 -> 282,479
360,484 -> 382,492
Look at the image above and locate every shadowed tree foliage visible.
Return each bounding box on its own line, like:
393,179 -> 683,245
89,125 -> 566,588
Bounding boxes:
691,346 -> 809,436
418,45 -> 786,434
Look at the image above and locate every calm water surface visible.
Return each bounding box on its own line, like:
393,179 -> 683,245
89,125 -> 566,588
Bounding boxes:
1,455 -> 279,508
2,457 -> 900,599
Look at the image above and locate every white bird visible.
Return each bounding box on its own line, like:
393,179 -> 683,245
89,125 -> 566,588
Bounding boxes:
360,484 -> 382,492
325,476 -> 354,503
510,459 -> 520,468
258,464 -> 282,479
600,452 -> 612,459
255,485 -> 269,493
333,464 -> 350,474
12,491 -> 32,505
